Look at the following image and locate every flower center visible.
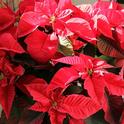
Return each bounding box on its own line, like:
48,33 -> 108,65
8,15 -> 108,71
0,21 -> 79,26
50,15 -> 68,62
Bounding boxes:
50,15 -> 56,23
88,69 -> 93,76
52,101 -> 57,108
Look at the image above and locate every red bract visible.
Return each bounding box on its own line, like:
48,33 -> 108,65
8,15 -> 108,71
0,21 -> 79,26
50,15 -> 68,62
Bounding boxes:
24,77 -> 101,124
66,18 -> 96,44
0,0 -> 124,123
52,54 -> 124,123
0,7 -> 15,32
0,52 -> 24,118
24,30 -> 58,63
48,67 -> 79,91
0,33 -> 25,54
115,26 -> 124,47
17,0 -> 73,37
18,0 -> 35,14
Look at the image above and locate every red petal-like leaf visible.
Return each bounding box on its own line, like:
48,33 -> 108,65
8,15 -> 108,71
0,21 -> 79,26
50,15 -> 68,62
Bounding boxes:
62,95 -> 101,119
25,30 -> 58,63
84,76 -> 105,104
0,85 -> 15,118
25,78 -> 49,101
18,12 -> 48,37
25,79 -> 51,109
104,73 -> 124,96
49,109 -> 66,124
41,0 -> 57,16
115,58 -> 124,67
17,19 -> 38,37
47,67 -> 79,92
20,11 -> 47,26
101,10 -> 124,27
0,8 -> 15,31
14,65 -> 24,76
19,0 -> 34,14
57,0 -> 72,10
115,26 -> 124,50
0,33 -> 25,53
66,18 -> 96,44
53,56 -> 82,65
96,15 -> 113,38
30,102 -> 50,112
69,118 -> 85,124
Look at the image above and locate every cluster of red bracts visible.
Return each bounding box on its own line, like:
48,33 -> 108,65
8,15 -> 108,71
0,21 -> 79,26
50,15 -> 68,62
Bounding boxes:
1,0 -> 124,124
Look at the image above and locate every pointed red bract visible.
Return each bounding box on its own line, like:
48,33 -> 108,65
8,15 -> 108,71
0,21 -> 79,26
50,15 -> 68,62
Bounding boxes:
25,30 -> 58,63
62,95 -> 101,119
25,75 -> 101,124
47,67 -> 79,92
0,85 -> 15,118
66,18 -> 96,44
0,33 -> 25,53
49,109 -> 66,124
104,73 -> 124,96
0,8 -> 15,32
69,118 -> 85,124
84,76 -> 105,103
17,12 -> 48,37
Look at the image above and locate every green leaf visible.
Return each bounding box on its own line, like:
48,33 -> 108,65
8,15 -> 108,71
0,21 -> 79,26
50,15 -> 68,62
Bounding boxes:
58,36 -> 74,56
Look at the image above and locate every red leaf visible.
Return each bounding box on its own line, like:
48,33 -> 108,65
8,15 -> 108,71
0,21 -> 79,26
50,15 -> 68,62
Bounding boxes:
119,65 -> 124,79
41,0 -> 57,16
24,78 -> 49,103
104,73 -> 124,96
115,26 -> 124,50
0,33 -> 25,53
30,102 -> 50,112
84,76 -> 105,104
0,8 -> 15,31
62,95 -> 101,119
19,0 -> 34,14
53,56 -> 82,65
25,79 -> 51,111
115,58 -> 124,67
66,18 -> 96,44
49,109 -> 66,124
0,85 -> 15,118
101,10 -> 124,27
96,15 -> 113,38
17,19 -> 38,38
14,65 -> 24,76
25,30 -> 58,63
47,67 -> 79,92
69,118 -> 85,124
57,0 -> 72,10
17,12 -> 48,37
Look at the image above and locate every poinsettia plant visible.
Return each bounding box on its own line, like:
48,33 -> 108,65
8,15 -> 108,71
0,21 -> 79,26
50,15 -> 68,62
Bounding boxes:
0,0 -> 124,123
